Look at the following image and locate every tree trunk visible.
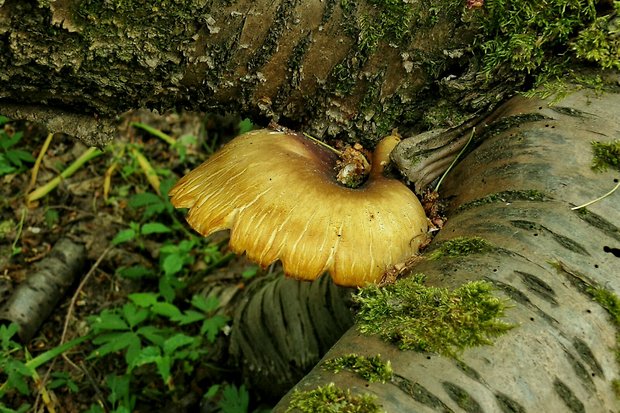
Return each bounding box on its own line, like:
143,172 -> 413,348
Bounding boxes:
0,0 -> 512,146
275,86 -> 620,411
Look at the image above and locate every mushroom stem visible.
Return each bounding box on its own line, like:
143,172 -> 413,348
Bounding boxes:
371,133 -> 401,177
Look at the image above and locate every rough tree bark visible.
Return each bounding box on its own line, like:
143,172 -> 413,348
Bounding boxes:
275,86 -> 620,411
0,0 -> 512,146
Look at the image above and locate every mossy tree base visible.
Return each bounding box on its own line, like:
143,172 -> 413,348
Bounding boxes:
277,86 -> 620,412
0,0 -> 512,146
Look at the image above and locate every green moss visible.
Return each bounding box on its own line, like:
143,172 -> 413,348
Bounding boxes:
613,379 -> 620,398
589,286 -> 620,395
354,274 -> 514,356
332,0 -> 418,96
286,383 -> 383,413
457,190 -> 549,212
422,103 -> 472,130
0,219 -> 14,239
323,354 -> 393,383
470,0 -> 620,90
572,10 -> 620,70
427,237 -> 493,260
591,140 -> 620,172
589,286 -> 620,326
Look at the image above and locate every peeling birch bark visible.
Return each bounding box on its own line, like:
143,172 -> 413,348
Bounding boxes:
275,87 -> 620,412
0,238 -> 85,341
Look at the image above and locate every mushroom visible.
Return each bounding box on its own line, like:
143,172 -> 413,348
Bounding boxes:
169,129 -> 428,287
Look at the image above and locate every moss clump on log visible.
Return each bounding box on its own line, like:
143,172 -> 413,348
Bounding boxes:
457,190 -> 550,212
354,274 -> 514,356
323,354 -> 393,383
591,140 -> 620,172
286,383 -> 383,413
427,236 -> 493,260
473,0 -> 620,83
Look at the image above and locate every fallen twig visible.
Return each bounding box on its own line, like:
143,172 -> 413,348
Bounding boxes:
571,180 -> 620,210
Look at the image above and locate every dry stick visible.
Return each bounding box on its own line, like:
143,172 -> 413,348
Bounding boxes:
303,132 -> 343,156
31,366 -> 57,413
36,246 -> 113,412
61,245 -> 112,350
571,179 -> 620,210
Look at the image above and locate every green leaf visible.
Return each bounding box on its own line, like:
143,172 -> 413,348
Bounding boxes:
191,294 -> 220,313
151,302 -> 182,319
111,228 -> 137,245
122,303 -> 150,328
7,366 -> 31,395
90,312 -> 129,332
141,222 -> 172,235
204,384 -> 220,400
128,292 -> 159,308
0,115 -> 10,126
124,337 -> 143,367
84,405 -> 105,413
174,309 -> 206,325
162,334 -> 195,355
158,276 -> 176,303
6,149 -> 35,165
117,265 -> 155,280
237,118 -> 254,135
129,346 -> 160,369
155,355 -> 172,383
159,178 -> 177,213
48,372 -> 79,393
44,209 -> 60,228
0,158 -> 16,175
201,315 -> 229,343
241,265 -> 259,279
136,326 -> 167,346
106,374 -> 133,408
172,135 -> 197,162
128,192 -> 166,219
162,253 -> 184,276
219,384 -> 249,413
128,192 -> 162,208
1,323 -> 19,349
0,402 -> 31,413
1,131 -> 23,149
90,332 -> 139,358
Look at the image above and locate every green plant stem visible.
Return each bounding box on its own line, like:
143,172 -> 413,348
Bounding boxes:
11,209 -> 26,256
26,147 -> 103,203
571,180 -> 620,210
170,213 -> 195,239
130,146 -> 161,195
131,122 -> 176,146
435,127 -> 475,192
0,335 -> 89,396
29,132 -> 54,189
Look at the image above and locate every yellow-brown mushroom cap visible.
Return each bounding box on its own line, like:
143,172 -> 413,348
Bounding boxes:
168,129 -> 428,287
